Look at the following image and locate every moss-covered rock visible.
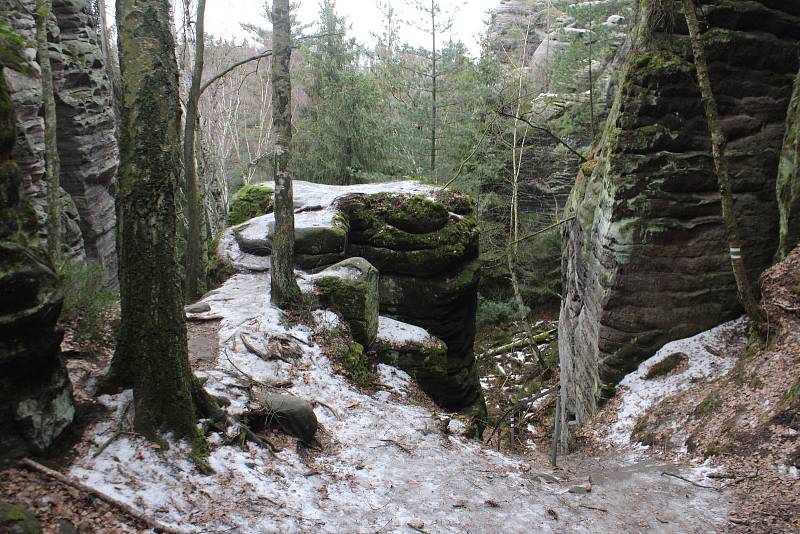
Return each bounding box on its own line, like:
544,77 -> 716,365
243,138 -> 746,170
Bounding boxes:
314,257 -> 379,347
341,341 -> 370,388
777,66 -> 800,259
337,192 -> 479,277
0,501 -> 41,534
227,183 -> 273,225
373,317 -> 448,397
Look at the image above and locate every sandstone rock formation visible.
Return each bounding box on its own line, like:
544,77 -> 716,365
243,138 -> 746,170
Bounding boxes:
777,65 -> 800,259
558,0 -> 800,432
216,181 -> 485,415
1,0 -> 118,283
313,257 -> 379,348
0,58 -> 75,458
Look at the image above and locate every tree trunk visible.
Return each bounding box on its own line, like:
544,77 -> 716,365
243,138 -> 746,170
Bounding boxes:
270,0 -> 302,309
34,1 -> 61,263
430,0 -> 437,182
681,0 -> 763,324
184,0 -> 206,301
102,0 -> 207,441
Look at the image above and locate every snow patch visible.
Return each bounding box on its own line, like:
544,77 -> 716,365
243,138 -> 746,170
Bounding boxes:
376,316 -> 435,346
607,317 -> 748,446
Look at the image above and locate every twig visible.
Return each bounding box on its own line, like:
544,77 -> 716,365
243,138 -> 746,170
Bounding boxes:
661,471 -> 721,491
579,504 -> 608,512
510,217 -> 576,246
406,524 -> 429,534
484,384 -> 560,445
312,400 -> 339,419
375,439 -> 412,454
19,458 -> 186,534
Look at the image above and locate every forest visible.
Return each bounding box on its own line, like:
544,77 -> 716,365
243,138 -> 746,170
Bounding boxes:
0,0 -> 799,532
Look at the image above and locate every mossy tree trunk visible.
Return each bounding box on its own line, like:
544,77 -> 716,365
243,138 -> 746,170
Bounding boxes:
184,0 -> 206,302
102,0 -> 208,441
681,0 -> 763,325
270,0 -> 302,309
34,1 -> 61,263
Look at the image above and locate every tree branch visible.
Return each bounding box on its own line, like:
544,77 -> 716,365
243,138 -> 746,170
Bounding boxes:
496,109 -> 587,163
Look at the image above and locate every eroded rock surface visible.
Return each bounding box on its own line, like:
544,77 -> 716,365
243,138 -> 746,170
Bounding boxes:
1,0 -> 118,283
777,65 -> 800,259
558,0 -> 800,430
0,63 -> 75,458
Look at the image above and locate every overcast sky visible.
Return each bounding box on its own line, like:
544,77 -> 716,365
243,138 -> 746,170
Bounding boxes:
176,0 -> 492,56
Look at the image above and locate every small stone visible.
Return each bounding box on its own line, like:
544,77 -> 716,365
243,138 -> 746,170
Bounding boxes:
185,302 -> 211,314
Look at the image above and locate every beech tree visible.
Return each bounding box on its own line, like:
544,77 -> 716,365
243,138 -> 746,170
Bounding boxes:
101,0 -> 214,444
270,0 -> 303,308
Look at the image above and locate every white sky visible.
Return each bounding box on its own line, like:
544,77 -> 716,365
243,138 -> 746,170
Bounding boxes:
200,0 -> 492,56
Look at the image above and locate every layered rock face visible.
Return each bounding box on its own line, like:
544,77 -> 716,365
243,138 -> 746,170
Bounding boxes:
337,191 -> 484,413
559,0 -> 800,430
1,0 -> 118,283
0,65 -> 75,458
777,66 -> 800,259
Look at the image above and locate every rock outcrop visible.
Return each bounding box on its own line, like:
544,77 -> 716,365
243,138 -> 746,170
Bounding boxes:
1,0 -> 118,283
558,0 -> 800,432
777,66 -> 800,259
216,181 -> 485,415
0,58 -> 75,458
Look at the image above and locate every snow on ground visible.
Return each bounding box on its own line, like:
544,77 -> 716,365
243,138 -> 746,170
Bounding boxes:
605,317 -> 748,447
69,182 -> 731,533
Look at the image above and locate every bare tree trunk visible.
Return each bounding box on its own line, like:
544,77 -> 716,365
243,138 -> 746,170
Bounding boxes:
184,0 -> 206,301
270,0 -> 302,309
681,0 -> 763,324
34,1 -> 61,263
430,0 -> 436,182
102,0 -> 212,443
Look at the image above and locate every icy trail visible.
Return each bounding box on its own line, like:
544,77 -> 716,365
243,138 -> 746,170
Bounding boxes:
69,182 -> 730,533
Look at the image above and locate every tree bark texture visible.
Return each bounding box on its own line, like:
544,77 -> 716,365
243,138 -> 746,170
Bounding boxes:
184,0 -> 206,301
681,0 -> 763,325
106,0 -> 201,440
270,0 -> 302,308
34,1 -> 61,263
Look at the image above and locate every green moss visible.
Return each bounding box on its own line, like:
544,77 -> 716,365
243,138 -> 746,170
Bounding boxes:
644,352 -> 687,380
785,377 -> 800,404
341,341 -> 370,388
630,51 -> 690,79
704,440 -> 722,459
694,391 -> 721,417
0,21 -> 29,72
580,159 -> 598,176
0,501 -> 41,534
227,184 -> 273,225
435,189 -> 474,215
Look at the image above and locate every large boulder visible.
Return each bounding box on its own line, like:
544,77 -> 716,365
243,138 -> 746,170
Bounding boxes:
0,59 -> 75,458
0,501 -> 41,534
337,192 -> 479,277
313,257 -> 379,347
558,0 -> 800,431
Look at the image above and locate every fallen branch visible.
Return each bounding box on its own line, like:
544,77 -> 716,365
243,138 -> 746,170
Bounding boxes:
19,458 -> 186,534
480,329 -> 556,358
241,333 -> 293,365
661,471 -> 721,491
186,314 -> 224,322
406,523 -> 429,534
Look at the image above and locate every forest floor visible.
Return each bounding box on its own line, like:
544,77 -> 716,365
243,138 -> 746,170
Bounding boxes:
7,182 -> 797,533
